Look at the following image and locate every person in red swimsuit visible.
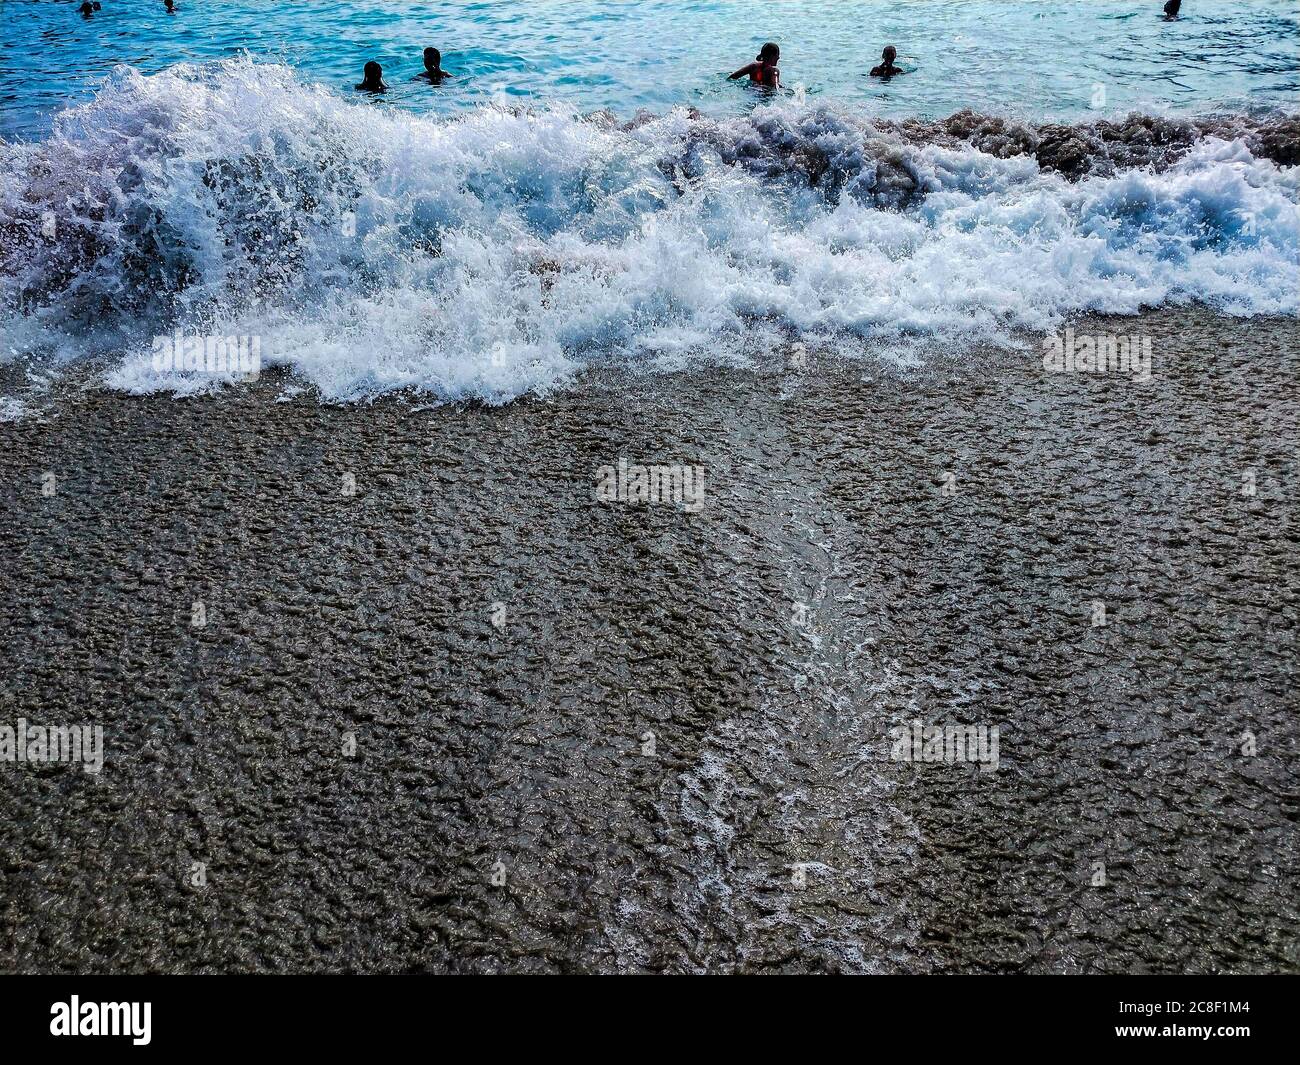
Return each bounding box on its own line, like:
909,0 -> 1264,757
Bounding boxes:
729,42 -> 781,89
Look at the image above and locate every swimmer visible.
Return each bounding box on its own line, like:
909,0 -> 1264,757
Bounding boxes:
1163,0 -> 1181,19
165,0 -> 176,12
416,47 -> 455,83
870,46 -> 906,78
729,42 -> 781,89
356,61 -> 387,93
79,1 -> 95,15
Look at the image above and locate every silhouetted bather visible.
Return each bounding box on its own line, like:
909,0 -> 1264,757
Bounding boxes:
356,61 -> 387,93
1164,0 -> 1181,19
729,42 -> 781,89
870,45 -> 906,78
416,47 -> 454,83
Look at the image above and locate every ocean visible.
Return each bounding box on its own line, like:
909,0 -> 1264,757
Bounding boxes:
1,0 -> 1298,404
6,0 -> 1299,134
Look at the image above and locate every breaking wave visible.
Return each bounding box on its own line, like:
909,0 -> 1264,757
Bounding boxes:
2,59 -> 1297,402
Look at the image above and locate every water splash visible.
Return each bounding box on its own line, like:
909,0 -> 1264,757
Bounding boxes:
2,60 -> 1297,403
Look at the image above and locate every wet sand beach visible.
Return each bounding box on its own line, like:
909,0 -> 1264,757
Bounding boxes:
1,307 -> 1296,973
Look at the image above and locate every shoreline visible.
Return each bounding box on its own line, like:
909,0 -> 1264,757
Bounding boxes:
1,306 -> 1296,973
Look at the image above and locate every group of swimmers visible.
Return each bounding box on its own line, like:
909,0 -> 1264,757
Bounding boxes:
353,1 -> 1186,92
356,48 -> 452,92
355,1 -> 1187,95
730,42 -> 908,89
73,1 -> 1185,86
357,42 -> 904,95
726,42 -> 907,89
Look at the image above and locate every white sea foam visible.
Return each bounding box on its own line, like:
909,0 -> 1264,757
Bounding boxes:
1,59 -> 1296,403
0,396 -> 34,423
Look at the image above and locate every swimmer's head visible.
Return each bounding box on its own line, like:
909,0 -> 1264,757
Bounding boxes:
882,45 -> 897,63
757,42 -> 780,65
424,47 -> 441,70
1164,0 -> 1181,15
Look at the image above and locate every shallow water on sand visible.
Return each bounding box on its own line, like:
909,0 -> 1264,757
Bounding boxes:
1,307 -> 1296,972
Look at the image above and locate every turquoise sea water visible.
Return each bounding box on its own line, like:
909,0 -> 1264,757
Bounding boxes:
3,0 -> 1298,140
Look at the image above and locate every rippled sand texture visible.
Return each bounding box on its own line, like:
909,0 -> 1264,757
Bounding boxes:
1,307 -> 1297,973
